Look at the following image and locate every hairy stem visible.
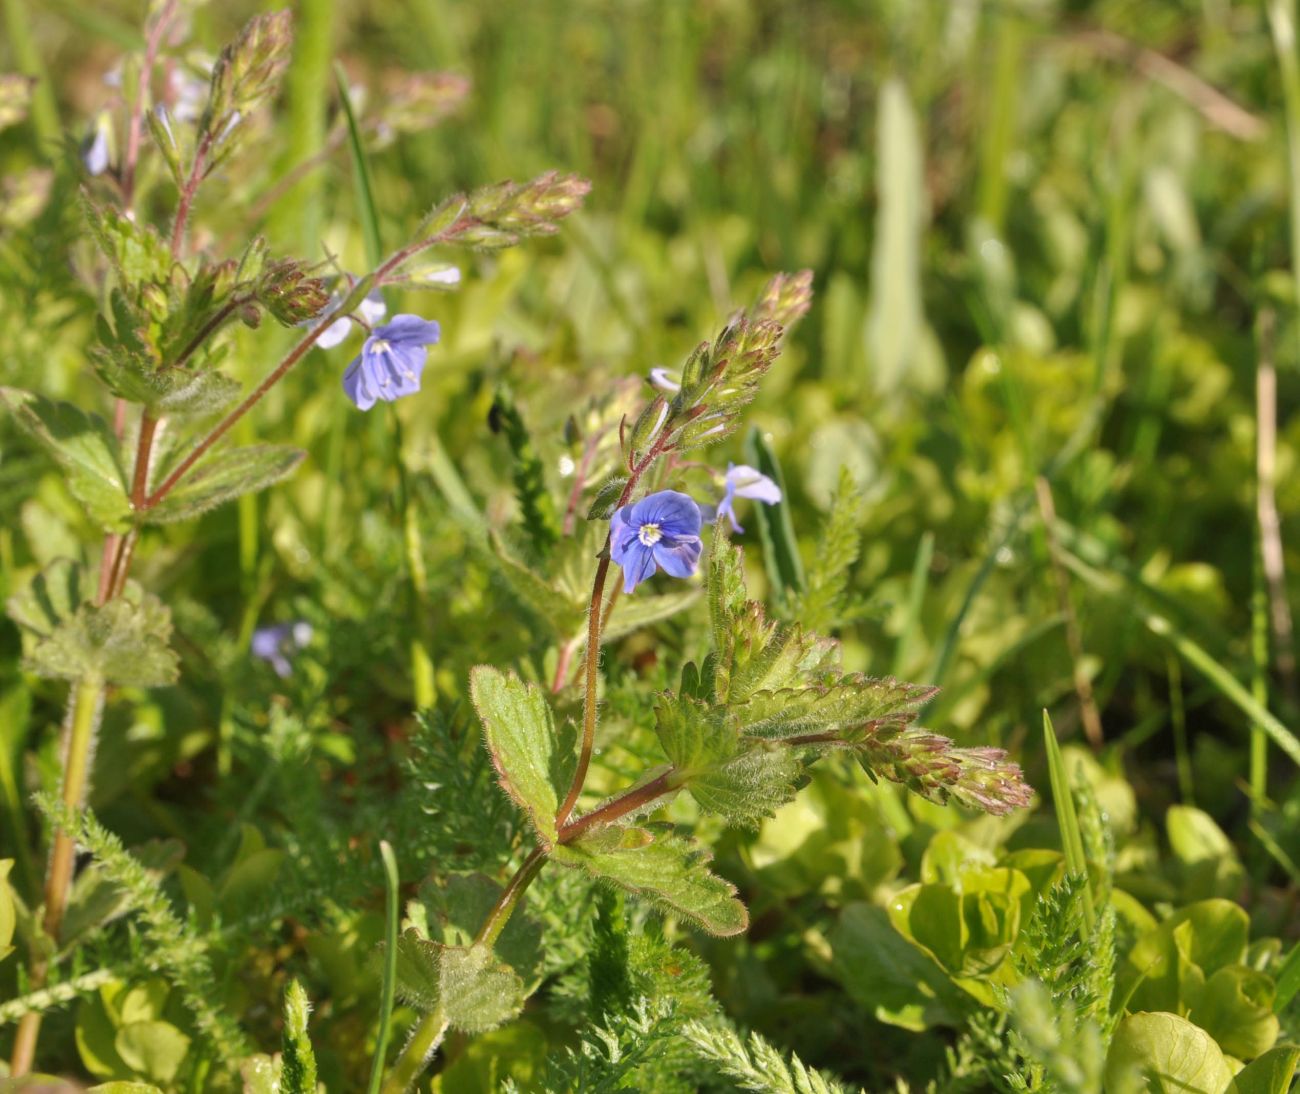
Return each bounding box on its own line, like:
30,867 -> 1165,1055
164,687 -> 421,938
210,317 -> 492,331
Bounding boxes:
8,675 -> 105,1077
557,769 -> 679,844
121,0 -> 177,206
556,443 -> 664,826
131,414 -> 159,509
142,223 -> 471,511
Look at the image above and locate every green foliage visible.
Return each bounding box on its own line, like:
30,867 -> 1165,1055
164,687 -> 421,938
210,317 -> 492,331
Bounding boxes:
0,387 -> 131,531
682,1021 -> 860,1094
35,796 -> 249,1067
1103,1012 -> 1235,1093
140,443 -> 305,523
281,981 -> 318,1094
788,468 -> 865,633
491,385 -> 560,556
7,559 -> 178,686
551,826 -> 748,937
0,859 -> 14,964
470,665 -> 574,845
393,933 -> 526,1033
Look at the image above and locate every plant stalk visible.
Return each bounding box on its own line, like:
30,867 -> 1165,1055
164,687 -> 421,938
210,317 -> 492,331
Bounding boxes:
8,675 -> 105,1077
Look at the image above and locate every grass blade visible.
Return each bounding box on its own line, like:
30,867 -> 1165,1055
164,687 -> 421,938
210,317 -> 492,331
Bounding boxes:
334,61 -> 383,270
367,840 -> 401,1094
744,426 -> 804,600
1043,710 -> 1095,931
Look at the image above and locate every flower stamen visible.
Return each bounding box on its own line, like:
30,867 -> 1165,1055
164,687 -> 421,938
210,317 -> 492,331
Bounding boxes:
637,522 -> 663,546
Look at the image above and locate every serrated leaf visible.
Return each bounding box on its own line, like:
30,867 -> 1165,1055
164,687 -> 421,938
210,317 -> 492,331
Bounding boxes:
733,677 -> 936,740
393,933 -> 525,1033
687,744 -> 805,826
142,444 -> 305,524
92,355 -> 241,418
7,558 -> 178,686
654,694 -> 734,771
552,827 -> 748,937
0,387 -> 131,531
82,196 -> 172,291
417,873 -> 543,987
470,666 -> 574,845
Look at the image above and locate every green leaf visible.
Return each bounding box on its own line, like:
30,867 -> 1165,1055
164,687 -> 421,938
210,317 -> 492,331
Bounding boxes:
601,587 -> 700,643
743,427 -> 804,598
0,859 -> 14,963
470,666 -> 573,845
1104,1012 -> 1235,1093
1231,1045 -> 1300,1094
82,195 -> 172,292
393,932 -> 526,1033
334,61 -> 383,269
1122,900 -> 1251,1015
88,1084 -> 169,1093
142,444 -> 305,524
552,826 -> 748,937
417,872 -> 543,987
488,533 -> 585,639
0,387 -> 131,531
115,1020 -> 191,1084
1186,964 -> 1280,1061
687,744 -> 805,827
92,351 -> 242,418
732,677 -> 935,740
830,903 -> 971,1031
865,77 -> 928,396
654,695 -> 733,771
1168,805 -> 1245,902
7,559 -> 178,686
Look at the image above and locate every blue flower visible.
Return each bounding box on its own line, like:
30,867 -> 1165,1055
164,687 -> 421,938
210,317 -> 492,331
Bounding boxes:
609,490 -> 703,594
714,463 -> 781,533
342,314 -> 441,410
251,621 -> 313,678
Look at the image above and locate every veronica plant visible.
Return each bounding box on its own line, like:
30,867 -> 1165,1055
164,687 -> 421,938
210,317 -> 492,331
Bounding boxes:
0,5 -> 587,1080
0,7 -> 1033,1090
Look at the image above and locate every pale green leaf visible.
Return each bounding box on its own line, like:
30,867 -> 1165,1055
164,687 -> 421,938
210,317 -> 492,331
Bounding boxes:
92,358 -> 242,418
1104,1012 -> 1234,1093
142,444 -> 305,524
470,666 -> 573,845
687,744 -> 805,827
654,694 -> 734,771
0,387 -> 131,531
552,827 -> 748,937
0,859 -> 14,963
1230,1045 -> 1300,1094
1168,805 -> 1245,902
114,1020 -> 191,1084
82,197 -> 172,290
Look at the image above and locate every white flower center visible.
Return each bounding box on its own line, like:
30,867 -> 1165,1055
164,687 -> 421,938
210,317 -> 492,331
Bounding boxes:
371,338 -> 391,354
637,522 -> 663,547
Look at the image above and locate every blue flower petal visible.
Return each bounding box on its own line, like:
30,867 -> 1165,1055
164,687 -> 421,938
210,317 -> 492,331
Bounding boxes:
620,543 -> 658,593
380,314 -> 442,347
653,537 -> 701,578
629,490 -> 702,538
342,356 -> 376,410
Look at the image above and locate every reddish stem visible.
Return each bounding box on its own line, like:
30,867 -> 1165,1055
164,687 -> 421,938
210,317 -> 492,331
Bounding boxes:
557,769 -> 678,844
131,415 -> 159,509
555,439 -> 667,826
121,0 -> 177,208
